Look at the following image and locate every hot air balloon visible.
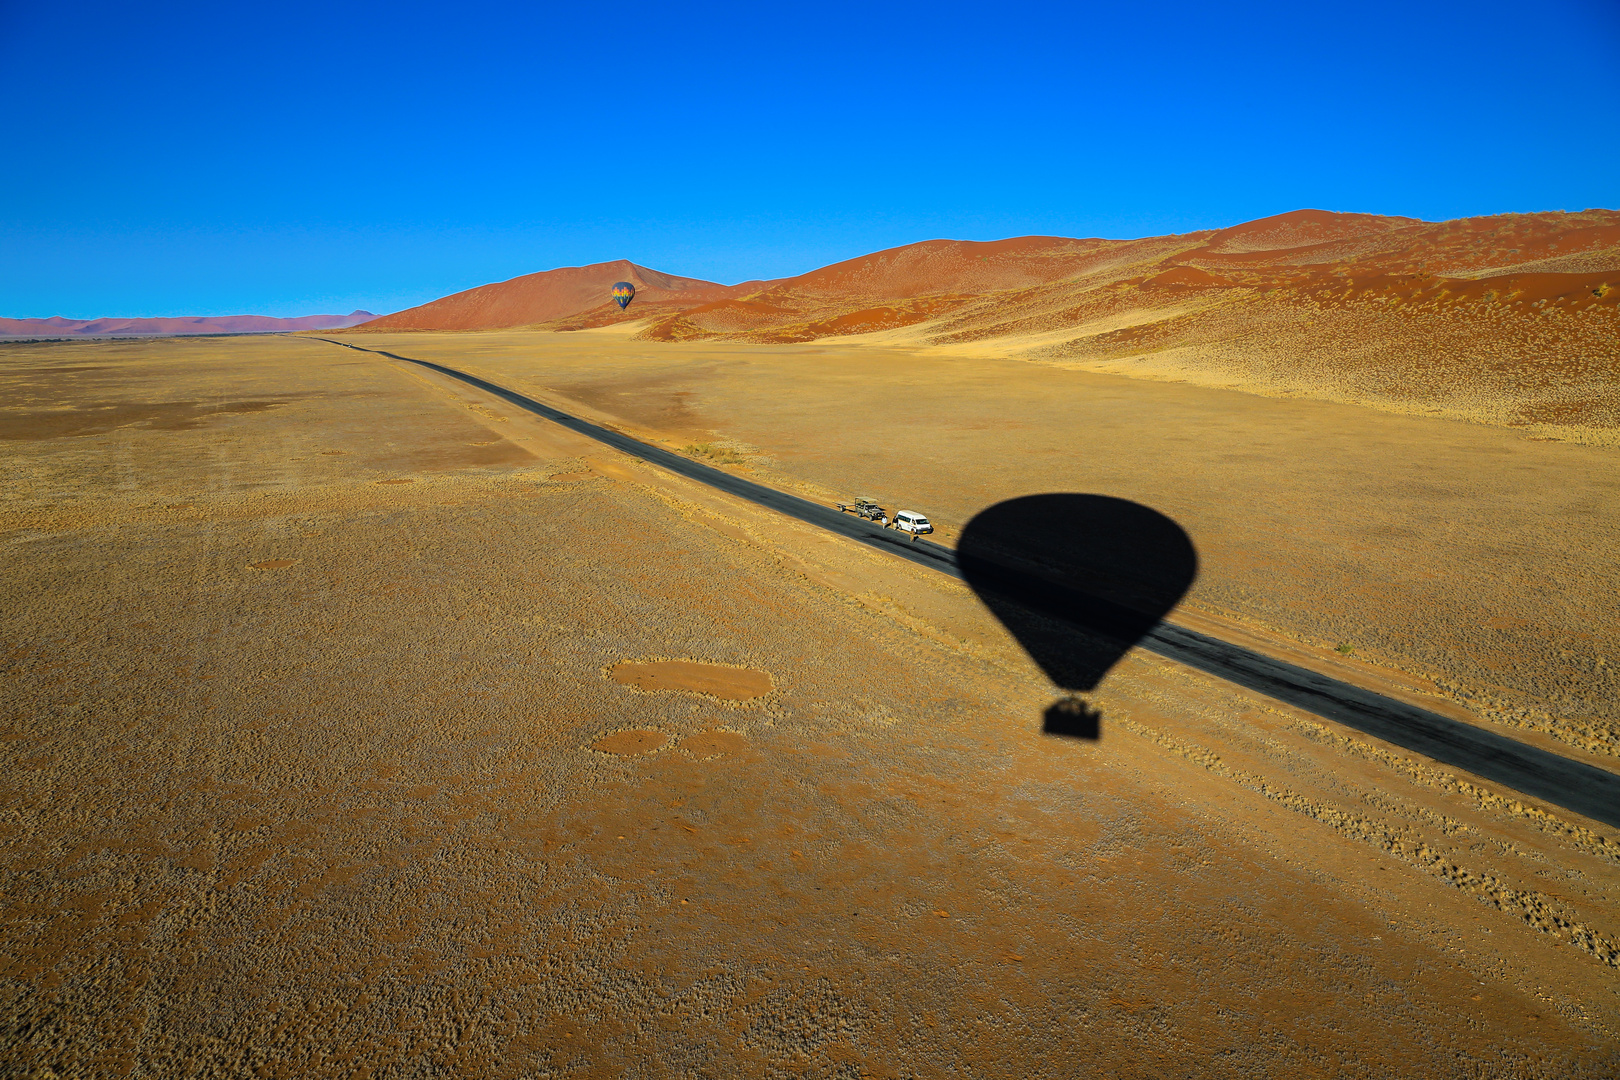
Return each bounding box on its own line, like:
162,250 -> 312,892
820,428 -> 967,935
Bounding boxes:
611,282 -> 635,310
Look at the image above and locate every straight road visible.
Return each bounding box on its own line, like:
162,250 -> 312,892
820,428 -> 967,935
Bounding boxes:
316,337 -> 1620,830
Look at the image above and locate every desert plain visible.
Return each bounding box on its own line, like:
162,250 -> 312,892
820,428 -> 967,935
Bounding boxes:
4,210 -> 1620,1077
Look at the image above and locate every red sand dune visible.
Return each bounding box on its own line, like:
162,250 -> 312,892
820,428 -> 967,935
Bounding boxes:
759,236 -> 1121,299
1200,208 -> 1420,255
353,261 -> 764,332
634,234 -> 1198,342
351,209 -> 1613,345
0,311 -> 378,337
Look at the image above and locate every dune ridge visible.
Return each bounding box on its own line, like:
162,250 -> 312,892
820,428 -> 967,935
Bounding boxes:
642,209 -> 1620,344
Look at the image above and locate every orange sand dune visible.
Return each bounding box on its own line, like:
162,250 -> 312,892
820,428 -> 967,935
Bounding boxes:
648,208 -> 1618,343
340,208 -> 1620,342
354,260 -> 767,332
332,210 -> 1619,438
758,235 -> 1128,298
1200,208 -> 1421,255
644,234 -> 1199,342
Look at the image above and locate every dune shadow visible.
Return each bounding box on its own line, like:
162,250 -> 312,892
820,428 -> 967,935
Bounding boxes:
957,494 -> 1198,739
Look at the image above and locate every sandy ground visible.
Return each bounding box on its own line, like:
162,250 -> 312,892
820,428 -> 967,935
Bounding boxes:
3,333 -> 1618,1078
349,329 -> 1620,762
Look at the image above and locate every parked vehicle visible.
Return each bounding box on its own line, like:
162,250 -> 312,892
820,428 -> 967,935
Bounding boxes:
893,510 -> 933,535
836,498 -> 886,522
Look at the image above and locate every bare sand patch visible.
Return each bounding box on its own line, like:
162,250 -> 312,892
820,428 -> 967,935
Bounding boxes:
680,729 -> 749,758
608,659 -> 773,700
591,729 -> 667,755
0,398 -> 289,440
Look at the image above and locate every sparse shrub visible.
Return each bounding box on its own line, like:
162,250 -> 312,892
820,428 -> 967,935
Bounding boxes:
682,442 -> 747,465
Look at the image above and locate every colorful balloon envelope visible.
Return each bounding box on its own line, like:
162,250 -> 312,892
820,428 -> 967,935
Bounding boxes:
611,282 -> 635,310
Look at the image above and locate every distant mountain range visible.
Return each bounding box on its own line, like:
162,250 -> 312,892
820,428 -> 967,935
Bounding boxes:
0,310 -> 378,337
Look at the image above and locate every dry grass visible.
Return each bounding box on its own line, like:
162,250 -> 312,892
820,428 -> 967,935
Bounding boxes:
359,329 -> 1620,761
3,334 -> 1619,1077
680,441 -> 749,465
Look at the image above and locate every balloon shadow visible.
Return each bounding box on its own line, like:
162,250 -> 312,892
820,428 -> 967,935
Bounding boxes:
957,494 -> 1198,739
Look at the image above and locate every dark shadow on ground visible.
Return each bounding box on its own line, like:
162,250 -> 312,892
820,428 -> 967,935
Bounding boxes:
957,494 -> 1199,739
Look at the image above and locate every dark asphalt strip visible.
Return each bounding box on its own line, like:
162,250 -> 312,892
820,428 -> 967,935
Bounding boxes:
316,338 -> 1620,829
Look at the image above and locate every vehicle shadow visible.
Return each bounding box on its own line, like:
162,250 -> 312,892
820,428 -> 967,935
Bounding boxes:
957,494 -> 1199,739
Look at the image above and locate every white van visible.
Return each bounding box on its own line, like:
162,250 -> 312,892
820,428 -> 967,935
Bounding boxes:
893,510 -> 933,535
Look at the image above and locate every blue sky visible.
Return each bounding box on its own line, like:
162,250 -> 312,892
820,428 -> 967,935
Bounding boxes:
3,0 -> 1617,318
